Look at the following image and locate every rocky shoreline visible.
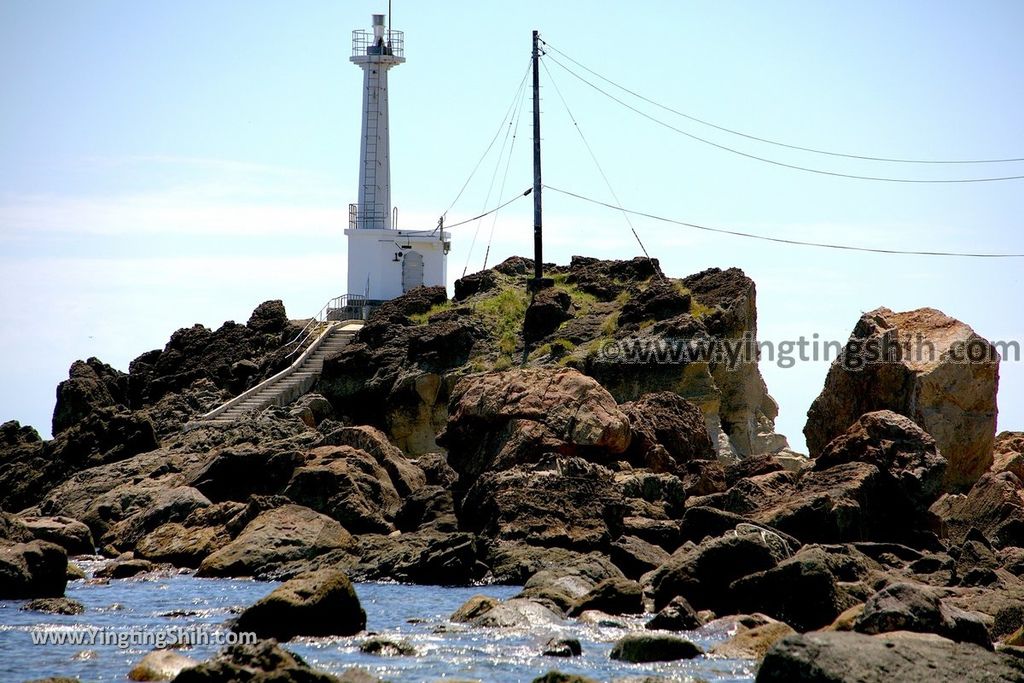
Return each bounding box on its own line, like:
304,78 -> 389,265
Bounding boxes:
2,256 -> 1023,682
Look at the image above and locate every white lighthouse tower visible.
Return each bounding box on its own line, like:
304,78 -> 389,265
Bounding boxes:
345,13 -> 449,305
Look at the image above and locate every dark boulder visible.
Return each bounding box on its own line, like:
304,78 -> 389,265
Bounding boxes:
517,553 -> 624,615
94,557 -> 153,579
609,633 -> 703,663
620,392 -> 714,472
171,639 -> 346,683
459,458 -> 625,552
454,269 -> 499,301
757,631 -> 1024,683
645,596 -> 701,631
1,409 -> 158,513
233,568 -> 366,641
542,637 -> 582,657
524,288 -> 573,342
0,540 -> 68,599
567,577 -> 643,616
188,448 -> 302,503
358,637 -> 415,656
52,358 -> 128,435
246,300 -> 287,334
814,410 -> 947,512
730,546 -> 852,632
618,279 -> 691,327
725,454 -> 785,487
283,445 -> 401,534
646,529 -> 783,611
609,535 -> 670,579
854,582 -> 992,648
348,529 -> 480,585
931,472 -> 1024,549
20,597 -> 84,615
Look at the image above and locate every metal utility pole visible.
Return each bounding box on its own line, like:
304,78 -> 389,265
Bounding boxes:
529,30 -> 552,292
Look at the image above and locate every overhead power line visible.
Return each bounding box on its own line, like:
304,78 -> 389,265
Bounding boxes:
545,184 -> 1024,258
463,66 -> 530,277
443,188 -> 532,230
441,61 -> 532,221
483,70 -> 530,271
541,57 -> 658,275
541,39 -> 1024,166
544,54 -> 1024,184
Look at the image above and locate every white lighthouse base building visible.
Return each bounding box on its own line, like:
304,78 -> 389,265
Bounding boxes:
345,226 -> 449,302
340,14 -> 449,312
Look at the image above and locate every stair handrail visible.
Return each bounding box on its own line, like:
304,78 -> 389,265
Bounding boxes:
197,320 -> 343,422
284,294 -> 364,359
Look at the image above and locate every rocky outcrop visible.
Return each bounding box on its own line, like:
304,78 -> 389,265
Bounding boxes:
992,432 -> 1024,480
813,410 -> 947,513
711,620 -> 796,660
853,582 -> 991,648
645,596 -> 701,631
0,411 -> 158,513
440,367 -> 631,485
319,258 -> 788,460
20,597 -> 84,615
0,540 -> 68,599
757,631 -> 1024,683
52,358 -> 129,435
730,546 -> 855,631
620,392 -> 715,472
707,410 -> 950,547
804,307 -> 999,491
197,504 -> 355,578
20,516 -> 94,555
645,529 -> 783,612
233,568 -> 365,640
283,446 -> 402,534
586,266 -> 789,459
930,471 -> 1024,549
171,640 -> 348,683
459,457 -> 625,551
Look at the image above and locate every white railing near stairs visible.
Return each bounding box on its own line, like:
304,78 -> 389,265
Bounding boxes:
184,295 -> 367,430
283,294 -> 368,359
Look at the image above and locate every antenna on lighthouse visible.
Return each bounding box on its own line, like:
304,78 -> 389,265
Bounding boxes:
529,30 -> 553,293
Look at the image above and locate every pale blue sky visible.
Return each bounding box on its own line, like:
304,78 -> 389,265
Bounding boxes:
2,1 -> 1022,449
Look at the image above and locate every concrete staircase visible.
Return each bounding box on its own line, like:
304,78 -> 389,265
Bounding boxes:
193,320 -> 362,427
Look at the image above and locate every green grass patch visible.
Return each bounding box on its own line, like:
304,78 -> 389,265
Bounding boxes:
408,300 -> 453,325
475,287 -> 529,366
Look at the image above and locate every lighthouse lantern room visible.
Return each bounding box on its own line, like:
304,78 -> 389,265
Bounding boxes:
345,13 -> 449,304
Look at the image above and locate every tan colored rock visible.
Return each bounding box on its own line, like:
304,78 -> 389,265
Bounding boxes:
824,603 -> 865,631
805,307 -> 999,491
441,367 -> 631,481
709,620 -> 796,659
992,432 -> 1024,480
197,504 -> 354,578
450,594 -> 499,622
136,523 -> 228,568
128,649 -> 199,681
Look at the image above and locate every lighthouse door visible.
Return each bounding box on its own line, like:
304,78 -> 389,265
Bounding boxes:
402,250 -> 424,292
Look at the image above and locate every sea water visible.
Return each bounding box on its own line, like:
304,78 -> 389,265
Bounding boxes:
0,570 -> 757,682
